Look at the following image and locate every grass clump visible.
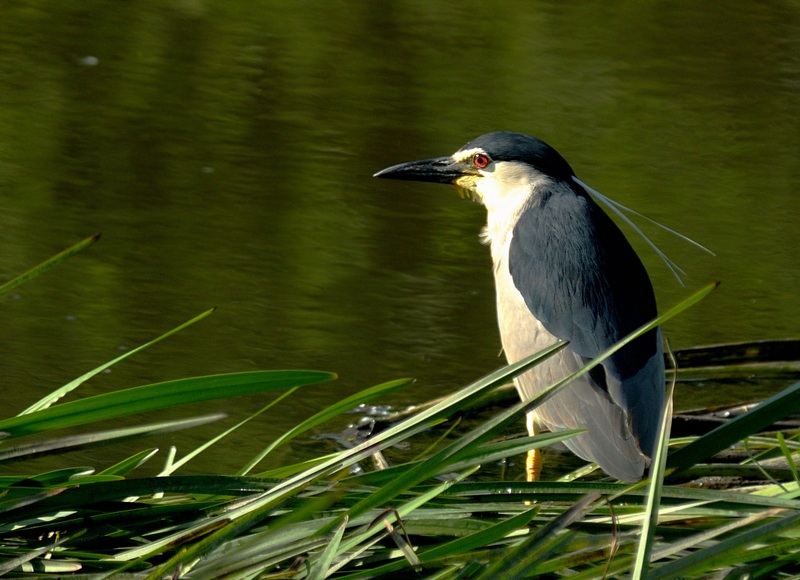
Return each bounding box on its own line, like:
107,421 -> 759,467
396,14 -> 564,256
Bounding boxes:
2,239 -> 800,578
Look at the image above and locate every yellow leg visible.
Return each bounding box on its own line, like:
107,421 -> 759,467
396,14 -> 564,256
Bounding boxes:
526,448 -> 542,482
525,412 -> 542,482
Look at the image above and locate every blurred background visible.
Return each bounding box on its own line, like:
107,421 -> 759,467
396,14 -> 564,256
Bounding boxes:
0,1 -> 798,474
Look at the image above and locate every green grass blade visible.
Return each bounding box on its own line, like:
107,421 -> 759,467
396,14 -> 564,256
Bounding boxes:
0,414 -> 225,464
255,454 -> 338,479
477,493 -> 601,580
162,387 -> 300,476
4,466 -> 94,488
0,233 -> 100,298
99,449 -> 160,476
346,431 -> 584,488
239,377 -> 414,476
308,515 -> 349,580
0,476 -> 272,520
778,432 -> 800,482
20,308 -> 216,414
632,371 -> 675,578
648,510 -> 800,578
140,481 -> 318,579
649,508 -> 781,566
421,506 -> 540,562
668,379 -> 800,472
0,533 -> 72,575
449,431 -> 585,468
330,469 -> 480,576
0,371 -> 336,438
718,537 -> 800,578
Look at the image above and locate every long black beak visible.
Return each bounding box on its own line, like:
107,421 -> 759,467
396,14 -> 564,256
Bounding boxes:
373,156 -> 464,184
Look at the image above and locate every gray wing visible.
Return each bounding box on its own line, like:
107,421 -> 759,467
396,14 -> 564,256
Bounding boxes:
508,184 -> 664,479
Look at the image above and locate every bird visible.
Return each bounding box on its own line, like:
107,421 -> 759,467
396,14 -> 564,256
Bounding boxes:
374,131 -> 665,482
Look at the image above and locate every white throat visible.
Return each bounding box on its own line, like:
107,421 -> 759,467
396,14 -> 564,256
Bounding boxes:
474,162 -> 555,264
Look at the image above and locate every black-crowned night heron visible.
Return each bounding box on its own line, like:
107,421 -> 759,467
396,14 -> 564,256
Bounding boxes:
375,131 -> 664,482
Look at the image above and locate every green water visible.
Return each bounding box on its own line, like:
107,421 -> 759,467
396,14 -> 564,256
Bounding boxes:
0,1 -> 798,474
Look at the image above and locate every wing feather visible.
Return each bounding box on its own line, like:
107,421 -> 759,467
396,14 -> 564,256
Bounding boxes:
507,182 -> 664,478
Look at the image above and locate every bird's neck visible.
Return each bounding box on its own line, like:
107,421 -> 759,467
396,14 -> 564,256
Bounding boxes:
481,207 -> 521,266
479,179 -> 551,265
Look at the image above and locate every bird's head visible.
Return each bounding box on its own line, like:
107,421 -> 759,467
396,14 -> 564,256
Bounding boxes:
374,131 -> 575,213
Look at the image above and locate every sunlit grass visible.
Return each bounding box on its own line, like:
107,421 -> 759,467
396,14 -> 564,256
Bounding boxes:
2,240 -> 800,578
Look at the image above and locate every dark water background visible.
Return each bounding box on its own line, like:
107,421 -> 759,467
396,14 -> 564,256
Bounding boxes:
1,2 -> 798,475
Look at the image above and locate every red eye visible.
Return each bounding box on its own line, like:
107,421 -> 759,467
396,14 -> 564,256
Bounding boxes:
473,153 -> 490,169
